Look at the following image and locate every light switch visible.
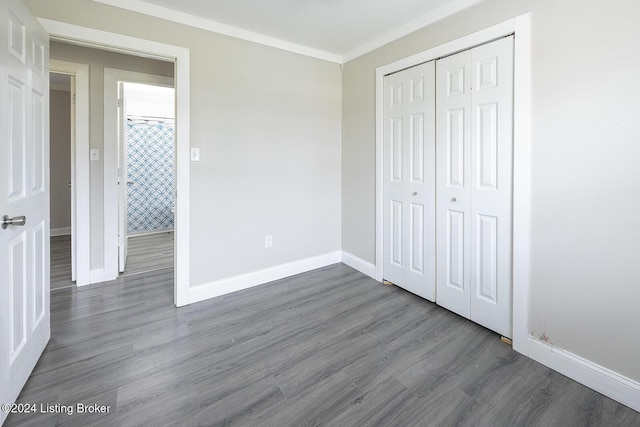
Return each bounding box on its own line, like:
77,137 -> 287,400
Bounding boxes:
90,149 -> 100,161
191,147 -> 200,162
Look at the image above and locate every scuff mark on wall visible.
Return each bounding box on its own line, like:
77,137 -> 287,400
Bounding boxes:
539,331 -> 552,344
533,320 -> 554,346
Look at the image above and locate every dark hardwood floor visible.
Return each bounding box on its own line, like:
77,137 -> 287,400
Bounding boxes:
6,264 -> 640,426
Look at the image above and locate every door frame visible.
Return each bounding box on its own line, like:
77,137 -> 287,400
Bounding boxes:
103,69 -> 174,274
40,19 -> 191,307
49,60 -> 90,286
375,14 -> 531,352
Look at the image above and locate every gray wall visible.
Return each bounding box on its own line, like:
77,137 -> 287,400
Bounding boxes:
341,0 -> 640,382
30,1 -> 343,286
49,41 -> 174,269
49,88 -> 71,231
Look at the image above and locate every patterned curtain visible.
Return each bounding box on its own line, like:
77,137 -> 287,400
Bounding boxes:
126,120 -> 175,234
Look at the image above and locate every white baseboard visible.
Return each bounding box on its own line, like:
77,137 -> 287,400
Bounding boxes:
526,336 -> 640,412
189,251 -> 342,304
88,268 -> 105,286
50,227 -> 71,236
341,251 -> 376,279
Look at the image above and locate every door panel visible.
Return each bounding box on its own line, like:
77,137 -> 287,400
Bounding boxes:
391,200 -> 403,267
410,113 -> 424,183
9,77 -> 25,199
409,202 -> 424,273
9,234 -> 26,358
447,210 -> 465,291
436,36 -> 514,337
436,50 -> 472,318
447,108 -> 465,187
469,37 -> 513,337
32,89 -> 45,192
476,214 -> 498,302
1,0 -> 50,422
383,61 -> 436,301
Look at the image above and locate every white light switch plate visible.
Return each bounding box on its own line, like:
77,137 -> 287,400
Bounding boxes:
191,147 -> 200,162
90,149 -> 100,161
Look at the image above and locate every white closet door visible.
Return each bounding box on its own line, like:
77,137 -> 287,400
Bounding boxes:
469,37 -> 513,336
435,49 -> 472,318
436,36 -> 514,337
383,61 -> 436,301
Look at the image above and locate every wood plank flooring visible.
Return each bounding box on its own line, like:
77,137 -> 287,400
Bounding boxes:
6,264 -> 640,426
121,232 -> 174,276
50,232 -> 174,290
50,235 -> 73,290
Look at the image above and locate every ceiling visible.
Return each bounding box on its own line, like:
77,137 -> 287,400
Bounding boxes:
93,0 -> 484,63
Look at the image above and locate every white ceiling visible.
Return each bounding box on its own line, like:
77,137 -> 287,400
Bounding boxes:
93,0 -> 484,63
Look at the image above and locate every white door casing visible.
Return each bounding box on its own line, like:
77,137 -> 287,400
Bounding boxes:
436,36 -> 514,337
0,0 -> 50,423
37,20 -> 191,306
70,75 -> 77,281
382,61 -> 436,301
117,81 -> 128,273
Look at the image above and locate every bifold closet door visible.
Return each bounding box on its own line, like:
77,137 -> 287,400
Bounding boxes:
382,61 -> 436,301
436,36 -> 514,337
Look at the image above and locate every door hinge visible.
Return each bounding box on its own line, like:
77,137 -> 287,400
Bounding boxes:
117,98 -> 123,108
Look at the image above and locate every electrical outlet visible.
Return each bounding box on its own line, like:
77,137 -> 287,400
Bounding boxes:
190,147 -> 200,162
265,235 -> 272,248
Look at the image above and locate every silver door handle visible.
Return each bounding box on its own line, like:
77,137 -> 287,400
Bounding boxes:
2,215 -> 26,229
450,197 -> 457,202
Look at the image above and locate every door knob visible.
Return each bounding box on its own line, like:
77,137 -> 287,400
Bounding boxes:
450,197 -> 457,202
2,215 -> 26,230
412,192 -> 418,196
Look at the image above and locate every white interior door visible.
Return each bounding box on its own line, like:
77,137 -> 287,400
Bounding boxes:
117,81 -> 128,273
436,36 -> 514,337
0,0 -> 50,423
382,61 -> 436,301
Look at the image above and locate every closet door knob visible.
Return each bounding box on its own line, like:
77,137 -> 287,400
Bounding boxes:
450,197 -> 457,202
412,192 -> 418,196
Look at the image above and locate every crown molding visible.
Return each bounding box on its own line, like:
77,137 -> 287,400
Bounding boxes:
92,0 -> 485,64
92,0 -> 343,64
343,0 -> 485,62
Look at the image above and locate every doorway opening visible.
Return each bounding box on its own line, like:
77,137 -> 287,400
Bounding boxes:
42,19 -> 191,303
49,72 -> 74,290
118,82 -> 176,276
